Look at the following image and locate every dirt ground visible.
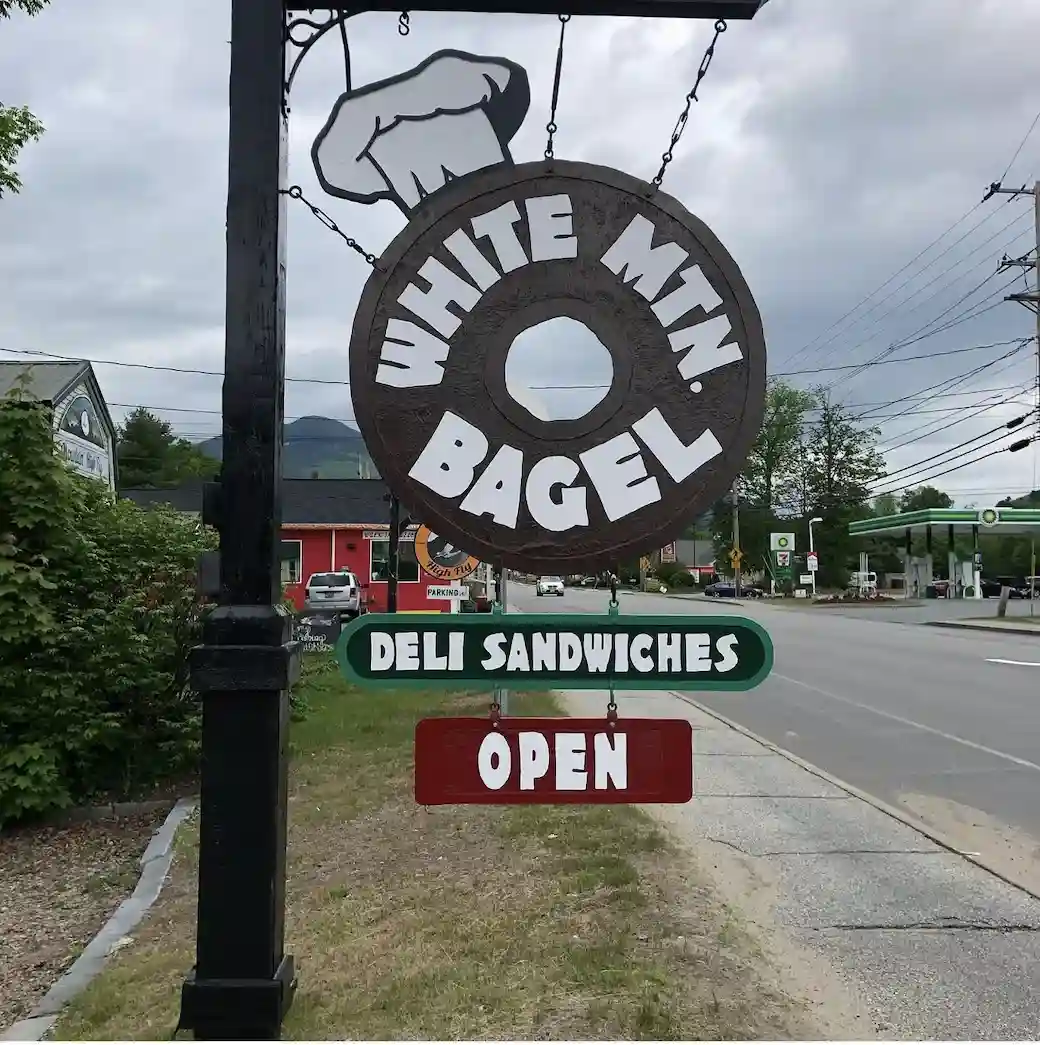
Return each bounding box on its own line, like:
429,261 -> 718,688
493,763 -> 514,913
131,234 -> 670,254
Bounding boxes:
0,809 -> 168,1031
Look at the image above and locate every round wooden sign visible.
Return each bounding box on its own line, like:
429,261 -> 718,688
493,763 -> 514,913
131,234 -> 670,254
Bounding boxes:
414,525 -> 480,581
350,159 -> 766,573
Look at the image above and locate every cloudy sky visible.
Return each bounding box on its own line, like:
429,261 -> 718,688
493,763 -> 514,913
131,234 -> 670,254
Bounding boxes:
2,0 -> 1039,507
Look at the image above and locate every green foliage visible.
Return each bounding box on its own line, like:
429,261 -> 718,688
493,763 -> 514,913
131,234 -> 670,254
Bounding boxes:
710,381 -> 888,587
899,485 -> 953,512
116,407 -> 218,489
0,1 -> 49,198
653,560 -> 689,585
742,379 -> 820,515
0,388 -> 216,825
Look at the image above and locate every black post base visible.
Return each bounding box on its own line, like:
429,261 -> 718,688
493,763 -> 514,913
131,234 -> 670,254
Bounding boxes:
180,954 -> 296,1039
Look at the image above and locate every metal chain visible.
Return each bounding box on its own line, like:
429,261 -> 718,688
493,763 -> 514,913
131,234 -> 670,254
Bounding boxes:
651,18 -> 727,188
398,11 -> 410,35
544,14 -> 571,160
607,571 -> 619,723
283,185 -> 378,266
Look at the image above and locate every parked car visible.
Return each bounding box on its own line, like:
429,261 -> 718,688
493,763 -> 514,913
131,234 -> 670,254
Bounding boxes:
304,570 -> 360,616
704,581 -> 763,599
979,576 -> 1028,598
536,575 -> 565,596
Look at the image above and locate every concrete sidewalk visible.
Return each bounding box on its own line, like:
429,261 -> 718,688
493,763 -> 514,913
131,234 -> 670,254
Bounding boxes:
560,687 -> 1040,1040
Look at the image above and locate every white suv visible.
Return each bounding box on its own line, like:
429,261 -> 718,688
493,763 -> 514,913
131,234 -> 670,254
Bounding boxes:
304,571 -> 360,616
536,576 -> 565,596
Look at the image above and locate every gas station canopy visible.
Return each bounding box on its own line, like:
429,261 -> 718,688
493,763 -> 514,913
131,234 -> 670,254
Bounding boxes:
849,507 -> 1040,539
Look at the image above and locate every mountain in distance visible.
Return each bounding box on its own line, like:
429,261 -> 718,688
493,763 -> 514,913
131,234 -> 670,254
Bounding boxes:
196,415 -> 378,479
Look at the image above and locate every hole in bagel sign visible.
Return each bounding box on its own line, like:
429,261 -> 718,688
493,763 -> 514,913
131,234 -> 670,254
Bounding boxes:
414,716 -> 694,805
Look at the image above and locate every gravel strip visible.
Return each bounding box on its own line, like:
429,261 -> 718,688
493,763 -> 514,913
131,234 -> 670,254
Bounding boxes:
0,809 -> 168,1030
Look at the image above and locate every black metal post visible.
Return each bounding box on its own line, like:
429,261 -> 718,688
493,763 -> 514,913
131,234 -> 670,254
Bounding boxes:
387,494 -> 400,613
179,0 -> 299,1037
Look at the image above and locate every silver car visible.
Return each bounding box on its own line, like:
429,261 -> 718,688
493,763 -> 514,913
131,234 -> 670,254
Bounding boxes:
536,575 -> 565,596
304,571 -> 360,616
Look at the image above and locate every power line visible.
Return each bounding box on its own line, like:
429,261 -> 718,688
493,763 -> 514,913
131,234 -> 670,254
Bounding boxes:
872,435 -> 1037,498
826,268 -> 1030,392
841,379 -> 1028,412
878,382 -> 1036,452
772,338 -> 1024,378
781,189 -> 1034,371
879,413 -> 1033,484
845,342 -> 1030,423
0,345 -> 356,387
778,194 -> 994,369
999,109 -> 1040,183
817,211 -> 1032,374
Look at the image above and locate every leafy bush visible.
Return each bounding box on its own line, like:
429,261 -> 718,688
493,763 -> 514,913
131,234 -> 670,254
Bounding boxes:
654,561 -> 691,585
668,570 -> 696,588
0,389 -> 215,825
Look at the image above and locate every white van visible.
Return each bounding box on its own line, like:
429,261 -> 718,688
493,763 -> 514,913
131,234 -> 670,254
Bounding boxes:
848,570 -> 877,591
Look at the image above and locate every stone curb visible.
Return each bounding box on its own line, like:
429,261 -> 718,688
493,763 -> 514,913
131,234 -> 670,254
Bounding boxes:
37,798 -> 176,828
0,797 -> 198,1042
925,620 -> 1040,636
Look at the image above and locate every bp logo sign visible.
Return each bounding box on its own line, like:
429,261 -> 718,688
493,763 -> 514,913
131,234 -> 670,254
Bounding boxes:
979,508 -> 999,528
323,53 -> 766,573
770,532 -> 795,552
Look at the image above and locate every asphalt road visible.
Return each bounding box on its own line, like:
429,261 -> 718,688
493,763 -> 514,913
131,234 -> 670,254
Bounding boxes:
511,582 -> 1040,845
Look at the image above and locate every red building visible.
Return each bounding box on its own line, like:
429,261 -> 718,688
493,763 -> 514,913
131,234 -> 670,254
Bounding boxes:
122,478 -> 462,613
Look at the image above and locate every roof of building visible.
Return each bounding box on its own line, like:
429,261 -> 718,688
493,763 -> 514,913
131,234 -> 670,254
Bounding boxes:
0,360 -> 92,402
0,360 -> 118,442
121,478 -> 396,526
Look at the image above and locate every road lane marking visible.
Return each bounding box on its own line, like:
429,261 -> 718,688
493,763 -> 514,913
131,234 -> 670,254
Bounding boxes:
987,658 -> 1040,667
772,671 -> 1040,773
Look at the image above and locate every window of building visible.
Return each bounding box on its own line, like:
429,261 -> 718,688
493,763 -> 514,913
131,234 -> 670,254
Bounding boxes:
370,537 -> 419,582
280,540 -> 303,585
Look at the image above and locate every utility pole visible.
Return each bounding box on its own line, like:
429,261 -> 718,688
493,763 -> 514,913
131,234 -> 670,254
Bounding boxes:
732,482 -> 742,598
989,179 -> 1040,614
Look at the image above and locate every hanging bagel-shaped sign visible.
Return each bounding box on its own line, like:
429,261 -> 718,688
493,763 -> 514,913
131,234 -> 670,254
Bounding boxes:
313,51 -> 766,574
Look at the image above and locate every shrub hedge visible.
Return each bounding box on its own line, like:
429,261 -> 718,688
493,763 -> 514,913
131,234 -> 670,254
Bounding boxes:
0,386 -> 216,826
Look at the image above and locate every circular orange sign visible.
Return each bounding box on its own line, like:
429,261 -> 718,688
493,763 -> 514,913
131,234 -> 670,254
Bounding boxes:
414,525 -> 480,582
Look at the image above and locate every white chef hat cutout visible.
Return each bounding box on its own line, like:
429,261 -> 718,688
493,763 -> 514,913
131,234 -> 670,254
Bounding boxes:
311,49 -> 531,217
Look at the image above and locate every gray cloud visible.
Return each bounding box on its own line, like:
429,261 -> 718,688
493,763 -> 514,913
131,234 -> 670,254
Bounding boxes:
2,0 -> 1039,502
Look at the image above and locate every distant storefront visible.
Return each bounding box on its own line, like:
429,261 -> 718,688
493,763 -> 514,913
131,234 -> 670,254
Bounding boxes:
122,479 -> 460,614
0,360 -> 117,491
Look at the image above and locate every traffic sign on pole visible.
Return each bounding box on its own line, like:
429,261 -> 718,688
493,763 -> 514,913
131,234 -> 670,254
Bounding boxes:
806,552 -> 818,572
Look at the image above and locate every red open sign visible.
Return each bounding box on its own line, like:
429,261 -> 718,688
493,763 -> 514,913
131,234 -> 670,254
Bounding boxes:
414,717 -> 694,805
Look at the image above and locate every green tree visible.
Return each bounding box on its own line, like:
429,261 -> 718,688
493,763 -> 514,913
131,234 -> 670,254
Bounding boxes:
116,407 -> 217,489
872,492 -> 899,517
0,1 -> 48,197
741,379 -> 819,515
710,381 -> 818,578
803,397 -> 886,587
0,389 -> 216,824
899,486 -> 953,512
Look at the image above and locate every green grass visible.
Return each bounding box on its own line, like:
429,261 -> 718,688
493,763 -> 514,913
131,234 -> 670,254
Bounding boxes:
55,653 -> 806,1041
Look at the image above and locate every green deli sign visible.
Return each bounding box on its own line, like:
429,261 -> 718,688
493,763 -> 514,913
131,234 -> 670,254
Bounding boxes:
337,613 -> 773,691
